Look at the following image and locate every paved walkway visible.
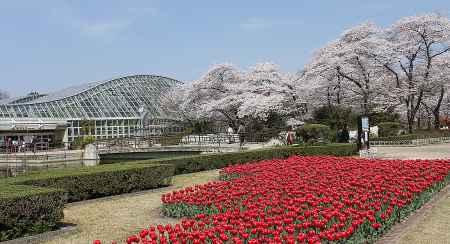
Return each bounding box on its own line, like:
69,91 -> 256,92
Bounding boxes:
43,170 -> 219,244
374,143 -> 450,159
375,144 -> 450,244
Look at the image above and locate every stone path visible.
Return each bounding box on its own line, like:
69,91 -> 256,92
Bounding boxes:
43,170 -> 219,244
375,144 -> 450,244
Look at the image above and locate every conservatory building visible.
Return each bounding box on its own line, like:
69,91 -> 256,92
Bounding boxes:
0,75 -> 181,147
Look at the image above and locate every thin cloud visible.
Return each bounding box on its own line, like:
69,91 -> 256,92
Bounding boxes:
241,17 -> 271,31
80,20 -> 132,36
50,2 -> 158,40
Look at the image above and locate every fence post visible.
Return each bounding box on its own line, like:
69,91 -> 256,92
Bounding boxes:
218,134 -> 221,153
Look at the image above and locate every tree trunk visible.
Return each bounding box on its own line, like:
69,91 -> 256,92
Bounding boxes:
362,95 -> 369,116
417,115 -> 421,129
407,116 -> 414,134
336,89 -> 341,105
433,86 -> 445,129
433,110 -> 440,129
336,76 -> 342,105
327,87 -> 331,107
406,89 -> 424,134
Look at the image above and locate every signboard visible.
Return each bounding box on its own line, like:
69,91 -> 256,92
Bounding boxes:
361,117 -> 369,130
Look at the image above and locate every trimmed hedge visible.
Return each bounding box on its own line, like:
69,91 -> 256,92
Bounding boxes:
378,122 -> 404,137
0,185 -> 65,241
8,163 -> 175,202
138,144 -> 358,175
0,163 -> 174,241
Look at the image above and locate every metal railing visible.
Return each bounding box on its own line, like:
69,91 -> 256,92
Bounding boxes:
94,132 -> 283,154
370,136 -> 450,146
1,131 -> 287,177
0,152 -> 85,178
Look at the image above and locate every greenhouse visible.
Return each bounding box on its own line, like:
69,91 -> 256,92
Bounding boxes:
0,75 -> 181,146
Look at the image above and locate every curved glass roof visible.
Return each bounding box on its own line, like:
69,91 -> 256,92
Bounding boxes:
0,75 -> 180,120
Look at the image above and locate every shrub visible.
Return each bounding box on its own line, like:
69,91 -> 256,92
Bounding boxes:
7,164 -> 174,202
0,185 -> 65,241
296,124 -> 332,143
336,128 -> 350,143
369,112 -> 401,125
378,122 -> 404,137
139,144 -> 358,175
0,163 -> 174,241
71,135 -> 96,149
312,105 -> 357,129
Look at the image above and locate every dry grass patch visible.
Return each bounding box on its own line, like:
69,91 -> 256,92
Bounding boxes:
44,169 -> 219,244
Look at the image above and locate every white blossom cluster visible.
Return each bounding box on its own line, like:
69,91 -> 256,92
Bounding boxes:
162,14 -> 450,132
303,14 -> 450,131
161,62 -> 308,129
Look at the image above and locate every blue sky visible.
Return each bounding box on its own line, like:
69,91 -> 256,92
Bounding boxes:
1,0 -> 449,96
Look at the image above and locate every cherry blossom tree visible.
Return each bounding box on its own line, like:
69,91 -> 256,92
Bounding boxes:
302,57 -> 350,109
163,63 -> 309,131
237,63 -> 303,121
164,14 -> 450,134
420,53 -> 450,128
303,14 -> 450,132
160,83 -> 200,126
304,23 -> 390,115
380,14 -> 450,132
184,63 -> 243,130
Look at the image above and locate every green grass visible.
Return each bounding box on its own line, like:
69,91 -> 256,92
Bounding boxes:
0,184 -> 61,199
0,163 -> 168,185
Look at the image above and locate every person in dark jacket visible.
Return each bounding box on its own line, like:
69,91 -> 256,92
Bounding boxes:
237,124 -> 246,147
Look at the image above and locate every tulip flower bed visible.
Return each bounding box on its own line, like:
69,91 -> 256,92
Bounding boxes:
107,156 -> 450,244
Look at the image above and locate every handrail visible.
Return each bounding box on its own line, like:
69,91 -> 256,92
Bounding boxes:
370,136 -> 450,146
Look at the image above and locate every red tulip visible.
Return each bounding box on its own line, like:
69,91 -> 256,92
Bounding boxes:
97,156 -> 450,243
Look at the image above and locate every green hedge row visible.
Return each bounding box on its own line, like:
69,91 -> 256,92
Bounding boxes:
9,163 -> 175,202
0,185 -> 65,241
139,143 -> 358,175
0,163 -> 175,241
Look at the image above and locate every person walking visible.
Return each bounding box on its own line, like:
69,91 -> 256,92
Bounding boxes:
12,139 -> 18,153
227,126 -> 234,144
286,128 -> 294,145
237,124 -> 246,147
6,137 -> 11,153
